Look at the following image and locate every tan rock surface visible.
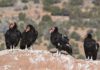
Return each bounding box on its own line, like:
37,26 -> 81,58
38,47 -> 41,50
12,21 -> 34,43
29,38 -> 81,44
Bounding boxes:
0,49 -> 100,70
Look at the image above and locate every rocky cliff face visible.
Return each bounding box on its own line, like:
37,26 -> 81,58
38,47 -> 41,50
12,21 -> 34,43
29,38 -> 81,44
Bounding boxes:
0,49 -> 100,70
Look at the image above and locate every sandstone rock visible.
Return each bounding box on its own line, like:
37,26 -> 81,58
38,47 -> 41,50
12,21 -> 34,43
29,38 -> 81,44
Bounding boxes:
0,49 -> 100,70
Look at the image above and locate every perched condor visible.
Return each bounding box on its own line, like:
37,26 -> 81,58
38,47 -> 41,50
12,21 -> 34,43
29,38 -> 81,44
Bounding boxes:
84,33 -> 99,60
5,22 -> 21,49
49,27 -> 72,55
20,24 -> 38,49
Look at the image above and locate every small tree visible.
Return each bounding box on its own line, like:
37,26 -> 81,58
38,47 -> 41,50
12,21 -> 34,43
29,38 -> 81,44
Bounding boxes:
93,0 -> 100,6
0,43 -> 5,51
43,0 -> 60,6
50,6 -> 62,15
18,12 -> 26,21
43,0 -> 61,11
70,32 -> 81,41
18,21 -> 24,32
42,15 -> 52,22
95,30 -> 100,41
77,54 -> 85,59
38,15 -> 53,40
21,0 -> 29,3
0,0 -> 15,7
23,5 -> 28,10
69,0 -> 83,6
71,42 -> 80,55
33,0 -> 40,3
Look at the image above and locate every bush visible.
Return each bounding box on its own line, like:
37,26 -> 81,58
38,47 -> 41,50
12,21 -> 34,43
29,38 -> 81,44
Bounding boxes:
25,18 -> 38,29
48,43 -> 55,50
53,21 -> 70,35
50,6 -> 62,15
61,8 -> 70,16
21,0 -> 29,3
69,0 -> 83,6
43,0 -> 60,6
66,19 -> 100,29
77,54 -> 85,59
95,30 -> 100,41
33,0 -> 40,3
0,0 -> 15,7
43,0 -> 61,11
97,47 -> 100,59
42,15 -> 52,22
93,0 -> 100,6
18,12 -> 26,21
71,42 -> 80,54
44,6 -> 70,16
70,32 -> 81,41
18,21 -> 25,32
23,5 -> 28,10
0,43 -> 5,51
51,7 -> 70,16
38,18 -> 53,40
43,6 -> 62,15
38,15 -> 54,41
63,4 -> 99,19
18,18 -> 37,32
63,4 -> 82,19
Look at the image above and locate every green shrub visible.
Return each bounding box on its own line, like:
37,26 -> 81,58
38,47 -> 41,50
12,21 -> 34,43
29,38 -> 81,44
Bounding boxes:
48,43 -> 55,50
93,0 -> 100,6
18,12 -> 26,21
77,54 -> 85,59
66,19 -> 100,29
69,0 -> 83,6
42,15 -> 52,22
70,32 -> 81,41
0,0 -> 15,7
38,15 -> 53,41
53,21 -> 70,35
43,0 -> 61,11
50,6 -> 62,15
33,0 -> 40,3
18,18 -> 37,31
0,43 -> 5,51
43,0 -> 60,6
25,18 -> 38,30
63,4 -> 100,19
21,0 -> 29,3
63,4 -> 82,19
71,42 -> 80,54
18,21 -> 25,32
23,5 -> 28,10
95,30 -> 100,41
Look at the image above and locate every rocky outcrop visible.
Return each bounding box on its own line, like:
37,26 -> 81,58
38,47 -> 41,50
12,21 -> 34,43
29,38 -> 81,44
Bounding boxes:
0,49 -> 100,70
